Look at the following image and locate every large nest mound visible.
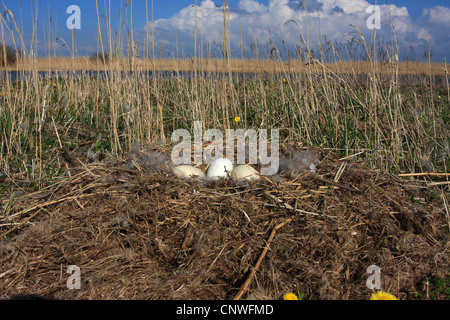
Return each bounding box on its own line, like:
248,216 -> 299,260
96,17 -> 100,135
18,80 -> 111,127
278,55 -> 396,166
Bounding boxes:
1,145 -> 449,300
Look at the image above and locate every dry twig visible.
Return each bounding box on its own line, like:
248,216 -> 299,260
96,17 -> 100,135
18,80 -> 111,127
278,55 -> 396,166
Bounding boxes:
233,218 -> 292,300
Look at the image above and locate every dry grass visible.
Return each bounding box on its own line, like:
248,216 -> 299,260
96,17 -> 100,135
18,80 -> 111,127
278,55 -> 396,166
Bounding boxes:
1,146 -> 449,300
2,57 -> 446,76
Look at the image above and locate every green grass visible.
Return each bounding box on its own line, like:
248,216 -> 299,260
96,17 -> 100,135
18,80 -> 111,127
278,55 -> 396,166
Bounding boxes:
428,275 -> 450,300
0,73 -> 448,189
0,12 -> 449,197
415,275 -> 450,300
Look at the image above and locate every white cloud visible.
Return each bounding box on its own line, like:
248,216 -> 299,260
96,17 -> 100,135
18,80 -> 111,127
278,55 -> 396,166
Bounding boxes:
421,6 -> 450,27
329,0 -> 370,14
238,0 -> 267,14
141,0 -> 449,61
417,28 -> 431,41
415,6 -> 450,59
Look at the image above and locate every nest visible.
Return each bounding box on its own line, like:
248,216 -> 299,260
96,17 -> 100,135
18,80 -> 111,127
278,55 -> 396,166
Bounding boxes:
1,145 -> 449,300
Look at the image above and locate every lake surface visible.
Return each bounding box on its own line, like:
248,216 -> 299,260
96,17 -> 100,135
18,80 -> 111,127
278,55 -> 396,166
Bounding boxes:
0,70 -> 446,85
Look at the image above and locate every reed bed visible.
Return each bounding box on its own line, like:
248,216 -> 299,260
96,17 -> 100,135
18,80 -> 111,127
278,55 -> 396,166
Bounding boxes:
2,57 -> 447,76
0,56 -> 448,183
0,0 -> 448,184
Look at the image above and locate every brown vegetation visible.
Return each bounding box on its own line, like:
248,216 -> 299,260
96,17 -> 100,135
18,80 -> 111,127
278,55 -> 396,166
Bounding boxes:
1,57 -> 446,76
1,146 -> 449,300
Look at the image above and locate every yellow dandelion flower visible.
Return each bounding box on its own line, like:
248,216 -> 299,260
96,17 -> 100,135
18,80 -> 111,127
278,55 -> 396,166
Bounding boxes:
282,78 -> 287,82
370,291 -> 398,300
283,293 -> 299,300
438,95 -> 441,99
234,116 -> 241,123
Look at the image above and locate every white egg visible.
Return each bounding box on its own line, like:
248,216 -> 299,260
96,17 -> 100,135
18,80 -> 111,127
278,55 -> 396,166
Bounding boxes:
173,165 -> 205,179
206,157 -> 233,178
231,164 -> 260,182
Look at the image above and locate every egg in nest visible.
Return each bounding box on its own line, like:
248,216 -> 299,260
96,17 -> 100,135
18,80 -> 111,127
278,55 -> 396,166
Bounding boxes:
206,158 -> 233,179
173,165 -> 205,179
231,164 -> 259,182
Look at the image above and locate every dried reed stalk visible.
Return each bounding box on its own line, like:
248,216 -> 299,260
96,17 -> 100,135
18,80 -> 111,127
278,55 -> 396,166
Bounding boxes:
398,172 -> 450,177
233,218 -> 292,300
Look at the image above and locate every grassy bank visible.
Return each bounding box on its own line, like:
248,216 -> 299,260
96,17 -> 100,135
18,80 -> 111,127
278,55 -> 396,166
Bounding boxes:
0,58 -> 448,189
0,0 -> 448,194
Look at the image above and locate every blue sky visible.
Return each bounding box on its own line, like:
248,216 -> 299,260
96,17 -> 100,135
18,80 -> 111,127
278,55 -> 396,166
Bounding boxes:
2,0 -> 449,61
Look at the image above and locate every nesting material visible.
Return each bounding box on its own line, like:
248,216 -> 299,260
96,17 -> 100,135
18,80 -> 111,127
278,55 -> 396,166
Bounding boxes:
172,165 -> 205,179
279,149 -> 320,177
206,157 -> 233,179
124,143 -> 170,173
231,164 -> 259,182
1,145 -> 449,300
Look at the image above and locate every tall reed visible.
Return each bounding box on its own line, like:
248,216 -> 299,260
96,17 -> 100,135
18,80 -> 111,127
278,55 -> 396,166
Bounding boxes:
0,1 -> 448,189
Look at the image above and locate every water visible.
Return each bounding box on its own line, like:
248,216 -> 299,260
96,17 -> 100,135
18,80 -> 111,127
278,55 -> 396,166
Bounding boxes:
1,70 -> 267,83
1,70 -> 192,83
0,69 -> 446,85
